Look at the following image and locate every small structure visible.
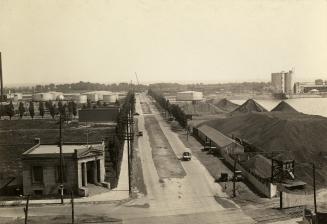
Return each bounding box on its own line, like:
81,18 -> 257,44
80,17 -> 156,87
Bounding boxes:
103,94 -> 118,103
176,91 -> 203,102
22,139 -> 108,197
78,107 -> 120,123
6,93 -> 23,101
193,125 -> 244,155
32,92 -> 54,101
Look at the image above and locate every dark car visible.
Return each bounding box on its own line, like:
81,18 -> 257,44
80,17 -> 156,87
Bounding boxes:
137,131 -> 143,136
182,151 -> 192,161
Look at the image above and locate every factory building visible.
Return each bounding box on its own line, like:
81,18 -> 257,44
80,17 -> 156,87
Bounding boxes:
103,94 -> 118,103
176,91 -> 203,102
294,82 -> 327,94
271,70 -> 293,94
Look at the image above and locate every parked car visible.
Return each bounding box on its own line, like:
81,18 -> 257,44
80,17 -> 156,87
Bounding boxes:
182,151 -> 192,161
217,172 -> 229,182
134,112 -> 140,116
137,131 -> 143,136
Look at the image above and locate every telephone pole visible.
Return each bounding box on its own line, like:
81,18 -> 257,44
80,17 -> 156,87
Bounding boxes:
59,114 -> 64,204
313,163 -> 317,214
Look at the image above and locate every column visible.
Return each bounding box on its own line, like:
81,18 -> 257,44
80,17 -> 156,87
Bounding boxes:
92,160 -> 98,184
82,162 -> 87,187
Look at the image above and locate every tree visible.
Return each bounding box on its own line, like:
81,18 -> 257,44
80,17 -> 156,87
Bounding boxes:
7,101 -> 15,120
38,102 -> 45,118
49,103 -> 55,119
18,102 -> 25,119
87,99 -> 91,108
58,101 -> 63,114
72,101 -> 77,117
68,101 -> 73,117
29,101 -> 35,119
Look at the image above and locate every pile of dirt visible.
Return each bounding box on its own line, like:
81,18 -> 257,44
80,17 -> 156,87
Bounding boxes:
231,99 -> 267,115
209,98 -> 239,112
203,112 -> 327,187
271,101 -> 298,113
241,154 -> 272,179
179,102 -> 225,115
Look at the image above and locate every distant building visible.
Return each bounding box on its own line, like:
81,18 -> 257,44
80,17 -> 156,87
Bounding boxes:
22,138 -> 108,197
315,79 -> 324,85
32,92 -> 64,101
78,107 -> 120,123
6,93 -> 23,101
294,82 -> 327,94
103,94 -> 118,103
271,70 -> 294,94
176,91 -> 203,102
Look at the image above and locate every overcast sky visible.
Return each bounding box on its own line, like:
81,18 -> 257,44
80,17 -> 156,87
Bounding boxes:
0,0 -> 326,86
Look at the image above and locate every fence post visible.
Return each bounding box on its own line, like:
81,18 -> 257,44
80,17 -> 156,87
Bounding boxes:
71,191 -> 74,224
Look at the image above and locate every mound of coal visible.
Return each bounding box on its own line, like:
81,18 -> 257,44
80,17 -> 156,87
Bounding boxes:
204,112 -> 327,187
231,99 -> 267,115
180,102 -> 225,115
241,154 -> 271,179
210,98 -> 239,112
271,101 -> 298,113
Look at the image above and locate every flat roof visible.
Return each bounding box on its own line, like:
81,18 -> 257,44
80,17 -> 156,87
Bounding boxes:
197,125 -> 235,148
24,144 -> 102,155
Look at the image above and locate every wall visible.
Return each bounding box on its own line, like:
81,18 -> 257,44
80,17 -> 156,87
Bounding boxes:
22,157 -> 77,196
281,190 -> 312,208
78,107 -> 119,122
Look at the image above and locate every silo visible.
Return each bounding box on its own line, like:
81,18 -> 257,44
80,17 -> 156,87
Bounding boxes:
103,94 -> 118,103
271,73 -> 284,93
284,71 -> 293,94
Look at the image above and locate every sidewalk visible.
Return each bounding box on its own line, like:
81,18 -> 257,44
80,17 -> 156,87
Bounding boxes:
0,141 -> 130,207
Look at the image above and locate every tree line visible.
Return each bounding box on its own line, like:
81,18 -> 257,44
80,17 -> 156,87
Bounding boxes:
0,100 -> 78,120
148,89 -> 188,128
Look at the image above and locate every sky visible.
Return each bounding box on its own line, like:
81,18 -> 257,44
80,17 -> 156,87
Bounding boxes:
0,0 -> 326,86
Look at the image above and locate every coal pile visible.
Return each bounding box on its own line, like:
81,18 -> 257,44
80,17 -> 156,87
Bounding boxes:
231,99 -> 267,115
211,98 -> 239,112
271,101 -> 298,113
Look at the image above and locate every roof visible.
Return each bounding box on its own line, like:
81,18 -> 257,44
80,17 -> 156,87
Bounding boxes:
197,125 -> 235,148
177,91 -> 202,94
23,143 -> 103,157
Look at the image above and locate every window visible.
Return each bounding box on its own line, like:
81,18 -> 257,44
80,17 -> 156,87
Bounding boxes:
32,166 -> 43,184
56,166 -> 67,183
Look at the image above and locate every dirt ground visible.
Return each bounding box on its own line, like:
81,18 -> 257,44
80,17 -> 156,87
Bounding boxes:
144,116 -> 186,179
130,118 -> 147,197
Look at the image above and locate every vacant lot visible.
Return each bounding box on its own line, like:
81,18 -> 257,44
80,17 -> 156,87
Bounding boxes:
144,116 -> 185,179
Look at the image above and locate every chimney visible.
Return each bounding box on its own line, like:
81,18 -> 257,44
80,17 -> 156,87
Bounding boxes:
34,138 -> 41,145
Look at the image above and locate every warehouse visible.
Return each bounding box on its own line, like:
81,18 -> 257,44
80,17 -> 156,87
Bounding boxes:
193,124 -> 244,155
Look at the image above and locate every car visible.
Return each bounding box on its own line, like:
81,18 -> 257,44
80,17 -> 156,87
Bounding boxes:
182,151 -> 192,161
134,112 -> 140,116
137,131 -> 143,136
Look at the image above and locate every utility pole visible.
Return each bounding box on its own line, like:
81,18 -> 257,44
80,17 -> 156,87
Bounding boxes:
24,195 -> 30,224
59,114 -> 64,204
233,157 -> 237,197
126,108 -> 131,194
71,191 -> 74,224
313,163 -> 317,214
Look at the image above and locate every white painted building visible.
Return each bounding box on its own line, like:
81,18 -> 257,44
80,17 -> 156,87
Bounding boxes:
176,91 -> 203,101
103,94 -> 118,103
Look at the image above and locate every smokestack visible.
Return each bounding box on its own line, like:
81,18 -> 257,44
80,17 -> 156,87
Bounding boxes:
0,52 -> 3,102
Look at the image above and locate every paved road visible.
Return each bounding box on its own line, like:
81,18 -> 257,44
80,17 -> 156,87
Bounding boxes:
0,93 -> 255,224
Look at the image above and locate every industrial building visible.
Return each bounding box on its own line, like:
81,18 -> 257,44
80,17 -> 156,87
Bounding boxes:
271,70 -> 293,94
64,93 -> 88,104
294,81 -> 327,94
176,91 -> 203,102
32,92 -> 64,101
103,93 -> 118,103
21,138 -> 108,197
